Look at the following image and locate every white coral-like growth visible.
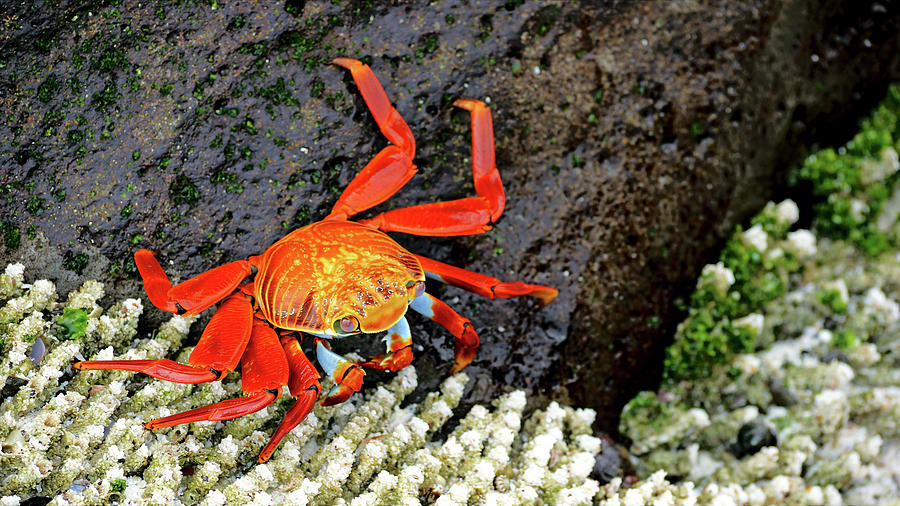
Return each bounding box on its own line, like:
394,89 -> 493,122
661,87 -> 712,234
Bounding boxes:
0,265 -> 602,506
741,224 -> 769,253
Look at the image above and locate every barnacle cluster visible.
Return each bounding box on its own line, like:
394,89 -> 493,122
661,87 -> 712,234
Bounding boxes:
0,265 -> 602,505
615,85 -> 900,504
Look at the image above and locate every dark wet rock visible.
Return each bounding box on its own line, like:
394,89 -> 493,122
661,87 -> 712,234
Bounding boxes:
732,418 -> 778,458
0,376 -> 28,400
591,434 -> 630,485
768,376 -> 800,407
1,1 -> 900,435
822,349 -> 851,364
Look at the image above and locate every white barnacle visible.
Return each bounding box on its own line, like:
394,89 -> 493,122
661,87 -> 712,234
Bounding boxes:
785,229 -> 817,258
700,262 -> 735,298
741,224 -> 768,253
774,199 -> 800,226
863,288 -> 900,325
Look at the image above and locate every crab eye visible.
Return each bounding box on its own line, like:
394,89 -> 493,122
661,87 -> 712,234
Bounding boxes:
334,316 -> 359,334
415,281 -> 426,298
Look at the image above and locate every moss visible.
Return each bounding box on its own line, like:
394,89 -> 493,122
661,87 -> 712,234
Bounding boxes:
792,85 -> 900,256
92,46 -> 128,74
36,74 -> 61,103
169,174 -> 200,207
25,195 -> 45,215
91,78 -> 121,111
817,288 -> 848,314
0,222 -> 20,249
63,251 -> 90,274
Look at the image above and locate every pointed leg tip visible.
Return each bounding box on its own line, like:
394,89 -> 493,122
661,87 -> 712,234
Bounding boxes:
534,287 -> 559,306
332,57 -> 360,69
448,362 -> 468,375
453,98 -> 486,111
450,350 -> 476,375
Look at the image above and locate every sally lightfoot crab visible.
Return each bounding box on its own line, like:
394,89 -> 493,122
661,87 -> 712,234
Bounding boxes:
73,58 -> 558,463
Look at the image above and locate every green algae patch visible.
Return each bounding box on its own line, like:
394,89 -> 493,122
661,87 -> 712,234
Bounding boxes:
618,85 -> 900,504
56,307 -> 89,340
792,84 -> 900,256
663,200 -> 805,382
664,85 -> 900,384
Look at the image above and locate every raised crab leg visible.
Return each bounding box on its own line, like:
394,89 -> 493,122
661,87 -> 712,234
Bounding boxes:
359,316 -> 413,372
74,291 -> 254,382
415,254 -> 558,305
358,99 -> 505,237
258,334 -> 321,463
135,249 -> 254,315
144,319 -> 288,428
314,338 -> 365,406
328,58 -> 417,220
410,292 -> 480,373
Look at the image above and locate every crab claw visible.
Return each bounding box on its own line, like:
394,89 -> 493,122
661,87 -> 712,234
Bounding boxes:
316,340 -> 365,406
361,347 -> 414,373
322,367 -> 365,406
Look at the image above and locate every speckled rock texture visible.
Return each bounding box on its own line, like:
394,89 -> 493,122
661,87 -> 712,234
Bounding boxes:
2,0 -> 900,431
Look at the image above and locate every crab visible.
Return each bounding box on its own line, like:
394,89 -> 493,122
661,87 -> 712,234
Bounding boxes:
73,58 -> 558,463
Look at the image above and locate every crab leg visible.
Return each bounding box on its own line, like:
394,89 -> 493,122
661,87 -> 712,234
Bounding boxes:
410,292 -> 480,373
315,339 -> 365,406
328,58 -> 417,220
454,98 -> 504,221
145,319 -> 288,428
258,334 -> 322,463
359,316 -> 414,372
74,291 -> 255,382
73,359 -> 220,383
358,99 -> 504,236
188,292 -> 254,371
135,249 -> 253,315
415,254 -> 558,305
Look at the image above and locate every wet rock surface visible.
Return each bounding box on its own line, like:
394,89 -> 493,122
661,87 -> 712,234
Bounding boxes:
1,0 -> 899,433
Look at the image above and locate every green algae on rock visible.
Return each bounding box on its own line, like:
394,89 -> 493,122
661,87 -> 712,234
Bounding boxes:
617,86 -> 900,505
0,264 -> 602,505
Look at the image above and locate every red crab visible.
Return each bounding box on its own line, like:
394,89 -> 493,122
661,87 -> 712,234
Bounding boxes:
74,58 -> 557,463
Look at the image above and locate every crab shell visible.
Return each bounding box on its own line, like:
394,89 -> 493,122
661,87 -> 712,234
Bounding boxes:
252,220 -> 425,335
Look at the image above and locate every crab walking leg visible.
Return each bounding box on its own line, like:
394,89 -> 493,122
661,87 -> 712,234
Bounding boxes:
145,319 -> 288,428
359,197 -> 494,236
328,58 -> 417,220
415,254 -> 558,305
454,98 -> 505,220
187,291 -> 253,372
315,339 -> 366,406
73,359 -> 220,383
357,100 -> 505,236
74,291 -> 256,382
331,58 -> 415,157
135,249 -> 254,315
258,335 -> 322,463
359,316 -> 413,372
410,292 -> 480,373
